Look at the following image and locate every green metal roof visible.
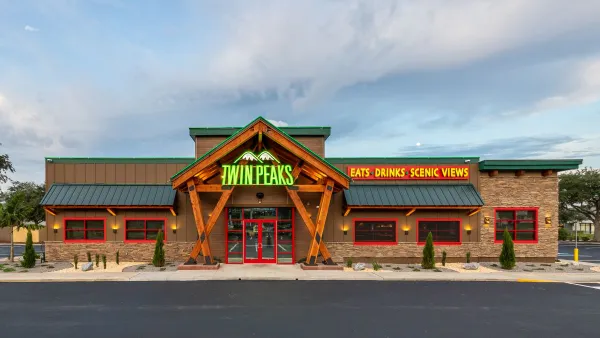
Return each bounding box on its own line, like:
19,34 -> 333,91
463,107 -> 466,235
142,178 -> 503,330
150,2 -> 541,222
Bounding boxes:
326,157 -> 479,164
172,116 -> 350,183
344,184 -> 484,207
189,126 -> 331,140
478,159 -> 583,172
40,184 -> 176,207
45,157 -> 194,164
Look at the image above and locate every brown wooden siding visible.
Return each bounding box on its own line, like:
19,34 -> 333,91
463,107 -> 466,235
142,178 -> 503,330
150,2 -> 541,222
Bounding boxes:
293,136 -> 325,157
195,136 -> 227,158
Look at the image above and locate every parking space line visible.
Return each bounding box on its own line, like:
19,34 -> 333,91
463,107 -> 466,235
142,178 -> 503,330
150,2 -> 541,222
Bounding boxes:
565,282 -> 600,290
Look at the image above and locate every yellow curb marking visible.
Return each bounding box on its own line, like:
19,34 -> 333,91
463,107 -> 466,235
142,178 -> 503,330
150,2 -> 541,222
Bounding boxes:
517,279 -> 556,283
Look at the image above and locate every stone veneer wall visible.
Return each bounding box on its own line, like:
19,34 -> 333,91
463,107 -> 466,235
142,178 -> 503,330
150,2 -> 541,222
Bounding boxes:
327,172 -> 559,264
45,241 -> 196,262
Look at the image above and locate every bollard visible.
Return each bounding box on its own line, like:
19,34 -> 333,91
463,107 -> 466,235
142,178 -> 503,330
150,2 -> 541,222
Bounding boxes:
574,248 -> 579,262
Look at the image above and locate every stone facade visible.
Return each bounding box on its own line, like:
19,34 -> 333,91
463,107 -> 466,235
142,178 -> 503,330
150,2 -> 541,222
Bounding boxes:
45,241 -> 196,262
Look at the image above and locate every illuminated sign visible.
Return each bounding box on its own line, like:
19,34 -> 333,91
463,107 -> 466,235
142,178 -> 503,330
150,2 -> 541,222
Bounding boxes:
347,165 -> 470,180
221,150 -> 295,185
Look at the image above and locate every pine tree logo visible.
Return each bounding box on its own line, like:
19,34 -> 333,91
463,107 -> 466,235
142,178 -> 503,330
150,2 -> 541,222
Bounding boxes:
234,150 -> 280,164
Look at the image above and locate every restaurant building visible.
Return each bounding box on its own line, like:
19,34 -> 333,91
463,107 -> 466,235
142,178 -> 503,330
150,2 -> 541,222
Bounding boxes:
39,117 -> 582,265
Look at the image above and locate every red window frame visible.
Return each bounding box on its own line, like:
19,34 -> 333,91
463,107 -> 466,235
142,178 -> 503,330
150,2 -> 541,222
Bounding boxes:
64,218 -> 106,243
353,218 -> 397,245
417,218 -> 462,245
494,207 -> 538,244
224,207 -> 295,264
124,218 -> 167,243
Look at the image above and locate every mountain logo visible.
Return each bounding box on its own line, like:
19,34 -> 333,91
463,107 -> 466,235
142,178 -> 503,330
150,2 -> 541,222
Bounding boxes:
234,150 -> 280,164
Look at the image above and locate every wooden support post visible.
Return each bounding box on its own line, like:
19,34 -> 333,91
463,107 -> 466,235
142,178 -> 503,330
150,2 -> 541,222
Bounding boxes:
44,207 -> 57,216
305,179 -> 335,266
286,187 -> 334,264
406,208 -> 417,216
467,208 -> 481,216
343,207 -> 351,217
106,208 -> 116,216
542,170 -> 553,177
186,180 -> 214,265
170,207 -> 177,217
515,170 -> 525,177
488,170 -> 499,177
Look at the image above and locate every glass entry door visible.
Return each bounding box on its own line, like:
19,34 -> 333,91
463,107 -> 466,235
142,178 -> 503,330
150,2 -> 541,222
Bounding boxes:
244,220 -> 276,263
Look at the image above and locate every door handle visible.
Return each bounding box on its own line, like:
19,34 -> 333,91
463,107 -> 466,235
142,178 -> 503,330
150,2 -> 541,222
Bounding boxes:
258,243 -> 262,249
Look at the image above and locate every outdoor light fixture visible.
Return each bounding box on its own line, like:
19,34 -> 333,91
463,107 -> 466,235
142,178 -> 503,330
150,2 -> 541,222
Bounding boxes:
171,224 -> 177,234
53,224 -> 59,234
484,216 -> 491,225
342,225 -> 349,235
402,225 -> 410,236
256,192 -> 264,204
112,225 -> 118,234
465,225 -> 472,235
545,217 -> 552,225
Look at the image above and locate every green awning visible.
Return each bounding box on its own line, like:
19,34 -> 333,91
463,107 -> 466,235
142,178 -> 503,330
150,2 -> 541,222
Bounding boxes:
40,184 -> 176,207
343,184 -> 484,207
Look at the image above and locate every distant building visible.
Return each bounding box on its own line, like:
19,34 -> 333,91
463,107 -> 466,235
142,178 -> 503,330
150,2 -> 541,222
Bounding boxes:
564,221 -> 595,235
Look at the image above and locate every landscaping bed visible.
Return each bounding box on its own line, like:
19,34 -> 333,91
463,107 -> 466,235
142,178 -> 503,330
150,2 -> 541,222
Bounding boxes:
0,261 -> 72,273
122,262 -> 183,272
344,262 -> 457,273
480,261 -> 598,273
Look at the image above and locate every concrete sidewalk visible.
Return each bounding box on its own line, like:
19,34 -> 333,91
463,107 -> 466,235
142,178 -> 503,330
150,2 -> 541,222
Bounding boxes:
1,264 -> 600,283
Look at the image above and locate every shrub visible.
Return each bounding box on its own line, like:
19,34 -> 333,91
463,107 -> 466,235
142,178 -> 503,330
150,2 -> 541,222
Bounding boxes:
21,230 -> 36,269
102,255 -> 107,269
95,254 -> 100,267
421,232 -> 435,269
558,227 -> 569,241
152,230 -> 166,267
346,259 -> 353,268
499,228 -> 516,270
116,250 -> 120,265
372,262 -> 382,271
466,252 -> 471,264
442,250 -> 447,266
74,255 -> 78,269
86,252 -> 91,262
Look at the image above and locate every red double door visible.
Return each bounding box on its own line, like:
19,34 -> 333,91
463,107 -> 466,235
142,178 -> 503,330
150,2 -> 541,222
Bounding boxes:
243,220 -> 276,263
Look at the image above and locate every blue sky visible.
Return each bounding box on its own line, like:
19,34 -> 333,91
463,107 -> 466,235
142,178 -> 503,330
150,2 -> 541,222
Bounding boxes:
1,0 -> 600,185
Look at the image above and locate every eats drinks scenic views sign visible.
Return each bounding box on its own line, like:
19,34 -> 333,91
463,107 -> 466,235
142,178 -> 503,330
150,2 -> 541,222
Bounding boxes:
221,150 -> 295,185
347,166 -> 470,180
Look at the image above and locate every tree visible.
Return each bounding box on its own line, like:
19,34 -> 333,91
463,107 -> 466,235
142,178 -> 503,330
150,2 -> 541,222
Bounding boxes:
559,168 -> 600,241
21,230 -> 36,268
0,192 -> 29,262
421,232 -> 435,269
499,228 -> 516,270
152,230 -> 165,267
1,182 -> 45,227
0,143 -> 15,185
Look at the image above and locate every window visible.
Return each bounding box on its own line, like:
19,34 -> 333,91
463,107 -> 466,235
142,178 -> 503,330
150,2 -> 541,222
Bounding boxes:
277,207 -> 294,263
125,219 -> 166,242
227,208 -> 244,263
418,219 -> 461,244
64,219 -> 105,242
354,219 -> 397,244
495,208 -> 537,243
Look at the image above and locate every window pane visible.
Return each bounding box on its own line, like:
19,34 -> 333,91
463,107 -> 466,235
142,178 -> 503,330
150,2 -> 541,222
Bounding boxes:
516,210 -> 535,220
86,220 -> 104,229
496,231 -> 514,241
228,220 -> 243,231
277,243 -> 293,253
516,221 -> 535,230
86,230 -> 104,240
126,231 -> 145,240
496,211 -> 514,220
277,256 -> 293,264
126,220 -> 145,230
66,230 -> 84,239
227,252 -> 242,263
146,231 -> 160,240
496,220 -> 514,231
227,242 -> 242,252
516,231 -> 535,241
146,220 -> 164,231
244,207 -> 276,219
278,232 -> 293,242
228,208 -> 242,220
227,232 -> 243,242
277,221 -> 292,231
65,220 -> 84,230
418,221 -> 460,243
355,220 -> 396,243
278,207 -> 292,220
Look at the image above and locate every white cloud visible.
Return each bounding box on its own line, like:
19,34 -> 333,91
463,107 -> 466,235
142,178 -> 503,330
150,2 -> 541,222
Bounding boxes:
267,119 -> 289,127
24,25 -> 39,32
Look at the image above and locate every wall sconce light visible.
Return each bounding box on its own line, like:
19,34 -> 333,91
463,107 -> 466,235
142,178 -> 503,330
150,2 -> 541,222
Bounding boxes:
484,216 -> 491,225
545,217 -> 552,226
112,225 -> 118,234
465,225 -> 472,235
256,192 -> 264,204
402,225 -> 410,236
171,224 -> 177,234
342,225 -> 349,235
53,224 -> 59,234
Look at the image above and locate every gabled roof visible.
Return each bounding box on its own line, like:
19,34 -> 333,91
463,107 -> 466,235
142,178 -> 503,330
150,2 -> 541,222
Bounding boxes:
41,184 -> 176,207
171,116 -> 351,189
190,126 -> 331,140
344,184 -> 484,207
479,159 -> 583,172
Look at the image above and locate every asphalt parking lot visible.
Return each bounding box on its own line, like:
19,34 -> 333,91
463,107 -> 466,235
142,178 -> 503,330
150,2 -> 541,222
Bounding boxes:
0,281 -> 598,338
0,244 -> 43,259
558,241 -> 600,263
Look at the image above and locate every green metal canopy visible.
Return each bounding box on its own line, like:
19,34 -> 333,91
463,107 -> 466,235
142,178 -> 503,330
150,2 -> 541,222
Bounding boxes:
343,184 -> 484,207
40,184 -> 176,207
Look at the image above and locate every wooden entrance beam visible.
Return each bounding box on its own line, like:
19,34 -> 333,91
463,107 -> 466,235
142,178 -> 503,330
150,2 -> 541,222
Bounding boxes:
305,178 -> 335,265
185,180 -> 214,265
286,187 -> 334,264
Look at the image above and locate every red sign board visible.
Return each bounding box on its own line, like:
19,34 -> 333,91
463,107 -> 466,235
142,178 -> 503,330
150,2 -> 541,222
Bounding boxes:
347,166 -> 470,180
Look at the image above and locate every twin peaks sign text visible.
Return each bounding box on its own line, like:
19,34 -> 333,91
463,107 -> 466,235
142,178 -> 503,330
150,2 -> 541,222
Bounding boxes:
221,150 -> 295,186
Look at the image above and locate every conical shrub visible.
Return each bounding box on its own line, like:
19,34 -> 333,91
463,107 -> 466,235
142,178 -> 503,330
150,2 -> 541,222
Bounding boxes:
499,228 -> 516,270
21,230 -> 36,268
421,232 -> 435,269
152,230 -> 165,267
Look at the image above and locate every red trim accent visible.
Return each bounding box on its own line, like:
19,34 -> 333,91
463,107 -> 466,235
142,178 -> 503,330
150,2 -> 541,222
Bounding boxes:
123,218 -> 167,243
353,218 -> 397,245
493,207 -> 539,244
63,218 -> 106,243
347,165 -> 470,180
416,218 -> 462,245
